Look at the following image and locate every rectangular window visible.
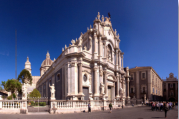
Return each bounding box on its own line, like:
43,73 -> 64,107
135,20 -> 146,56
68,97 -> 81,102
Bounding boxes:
153,88 -> 154,93
143,87 -> 145,93
131,88 -> 133,93
142,73 -> 145,78
130,74 -> 134,80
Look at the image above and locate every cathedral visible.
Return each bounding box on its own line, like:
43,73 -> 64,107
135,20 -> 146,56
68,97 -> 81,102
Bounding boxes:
25,12 -> 130,102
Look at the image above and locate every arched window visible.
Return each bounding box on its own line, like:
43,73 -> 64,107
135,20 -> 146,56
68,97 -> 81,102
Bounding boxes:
107,44 -> 112,62
83,74 -> 87,82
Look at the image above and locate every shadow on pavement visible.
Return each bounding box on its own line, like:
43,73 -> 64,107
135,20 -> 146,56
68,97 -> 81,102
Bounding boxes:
151,117 -> 164,118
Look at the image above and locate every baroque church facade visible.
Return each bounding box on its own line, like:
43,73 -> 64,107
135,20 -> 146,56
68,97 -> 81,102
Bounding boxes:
25,12 -> 131,101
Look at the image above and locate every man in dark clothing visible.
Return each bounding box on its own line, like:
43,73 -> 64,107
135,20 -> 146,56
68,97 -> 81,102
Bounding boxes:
164,102 -> 169,118
88,103 -> 91,113
109,103 -> 112,113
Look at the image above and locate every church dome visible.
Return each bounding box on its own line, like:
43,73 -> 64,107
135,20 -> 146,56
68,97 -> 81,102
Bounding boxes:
41,51 -> 53,67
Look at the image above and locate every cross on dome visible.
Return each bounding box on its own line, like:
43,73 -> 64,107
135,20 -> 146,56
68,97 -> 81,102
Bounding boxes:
46,51 -> 50,59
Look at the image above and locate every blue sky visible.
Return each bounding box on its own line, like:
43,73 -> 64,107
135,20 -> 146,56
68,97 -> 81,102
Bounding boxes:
0,0 -> 177,83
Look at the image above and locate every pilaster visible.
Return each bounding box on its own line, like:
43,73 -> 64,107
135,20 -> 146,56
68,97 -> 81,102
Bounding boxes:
147,69 -> 152,100
94,32 -> 98,59
78,63 -> 84,96
136,71 -> 140,99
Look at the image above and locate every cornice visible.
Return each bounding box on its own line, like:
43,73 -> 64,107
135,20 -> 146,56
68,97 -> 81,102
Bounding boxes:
65,52 -> 86,58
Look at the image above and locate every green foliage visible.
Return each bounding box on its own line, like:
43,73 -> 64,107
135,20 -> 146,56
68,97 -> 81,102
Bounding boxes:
30,101 -> 35,106
2,95 -> 7,99
0,85 -> 3,91
5,79 -> 22,94
29,89 -> 41,98
35,102 -> 38,106
12,93 -> 16,98
7,95 -> 12,100
17,69 -> 32,84
39,102 -> 46,106
1,81 -> 6,89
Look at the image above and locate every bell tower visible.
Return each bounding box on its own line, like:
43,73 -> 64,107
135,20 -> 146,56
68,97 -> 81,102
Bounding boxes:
25,56 -> 31,74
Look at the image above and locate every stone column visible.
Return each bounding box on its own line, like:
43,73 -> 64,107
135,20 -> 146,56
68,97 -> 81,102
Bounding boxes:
147,69 -> 152,101
119,52 -> 121,70
94,67 -> 98,97
98,36 -> 102,60
116,73 -> 120,98
104,42 -> 106,58
78,63 -> 83,95
126,78 -> 130,98
116,49 -> 118,70
104,71 -> 108,97
94,32 -> 98,59
121,55 -> 123,69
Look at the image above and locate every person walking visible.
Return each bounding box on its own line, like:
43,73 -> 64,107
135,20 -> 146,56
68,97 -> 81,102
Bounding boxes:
109,103 -> 113,113
157,102 -> 160,111
164,102 -> 169,118
152,103 -> 155,111
160,102 -> 163,111
88,102 -> 91,113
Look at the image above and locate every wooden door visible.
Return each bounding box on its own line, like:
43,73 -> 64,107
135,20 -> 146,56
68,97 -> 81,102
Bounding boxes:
108,86 -> 112,100
83,87 -> 89,100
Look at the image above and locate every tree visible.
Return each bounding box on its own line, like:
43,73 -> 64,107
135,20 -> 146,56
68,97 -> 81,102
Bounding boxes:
17,69 -> 32,85
5,79 -> 22,94
29,89 -> 41,98
0,85 -> 3,91
1,81 -> 6,89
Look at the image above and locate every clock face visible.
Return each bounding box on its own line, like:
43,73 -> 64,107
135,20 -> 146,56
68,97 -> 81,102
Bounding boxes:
83,75 -> 87,82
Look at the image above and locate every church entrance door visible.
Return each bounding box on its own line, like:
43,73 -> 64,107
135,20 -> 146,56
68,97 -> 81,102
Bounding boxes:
108,86 -> 112,100
83,87 -> 89,100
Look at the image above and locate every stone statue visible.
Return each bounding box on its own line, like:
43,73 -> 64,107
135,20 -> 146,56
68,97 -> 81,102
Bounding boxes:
22,83 -> 27,100
49,84 -> 55,99
100,83 -> 105,95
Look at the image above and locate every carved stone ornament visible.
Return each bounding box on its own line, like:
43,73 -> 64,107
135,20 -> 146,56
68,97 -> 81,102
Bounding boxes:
100,70 -> 103,76
84,46 -> 87,50
101,15 -> 104,22
71,39 -> 75,45
78,33 -> 83,46
65,45 -> 67,49
97,12 -> 100,20
70,62 -> 75,67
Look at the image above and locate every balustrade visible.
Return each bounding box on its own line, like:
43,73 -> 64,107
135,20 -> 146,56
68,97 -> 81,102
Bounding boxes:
1,101 -> 22,109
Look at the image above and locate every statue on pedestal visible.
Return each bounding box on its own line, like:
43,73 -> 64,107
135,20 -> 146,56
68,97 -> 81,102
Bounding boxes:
49,84 -> 55,100
100,83 -> 105,95
22,83 -> 27,100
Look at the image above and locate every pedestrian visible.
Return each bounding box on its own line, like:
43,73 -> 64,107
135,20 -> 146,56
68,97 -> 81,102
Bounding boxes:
164,102 -> 169,118
142,102 -> 143,106
109,103 -> 113,113
88,102 -> 91,113
155,102 -> 157,111
157,102 -> 160,111
160,102 -> 163,111
152,103 -> 155,111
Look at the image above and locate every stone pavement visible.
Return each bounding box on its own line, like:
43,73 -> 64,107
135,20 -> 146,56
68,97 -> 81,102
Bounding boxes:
0,106 -> 177,119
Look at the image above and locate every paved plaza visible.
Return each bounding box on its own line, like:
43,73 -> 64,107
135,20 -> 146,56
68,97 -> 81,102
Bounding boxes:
0,106 -> 178,119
